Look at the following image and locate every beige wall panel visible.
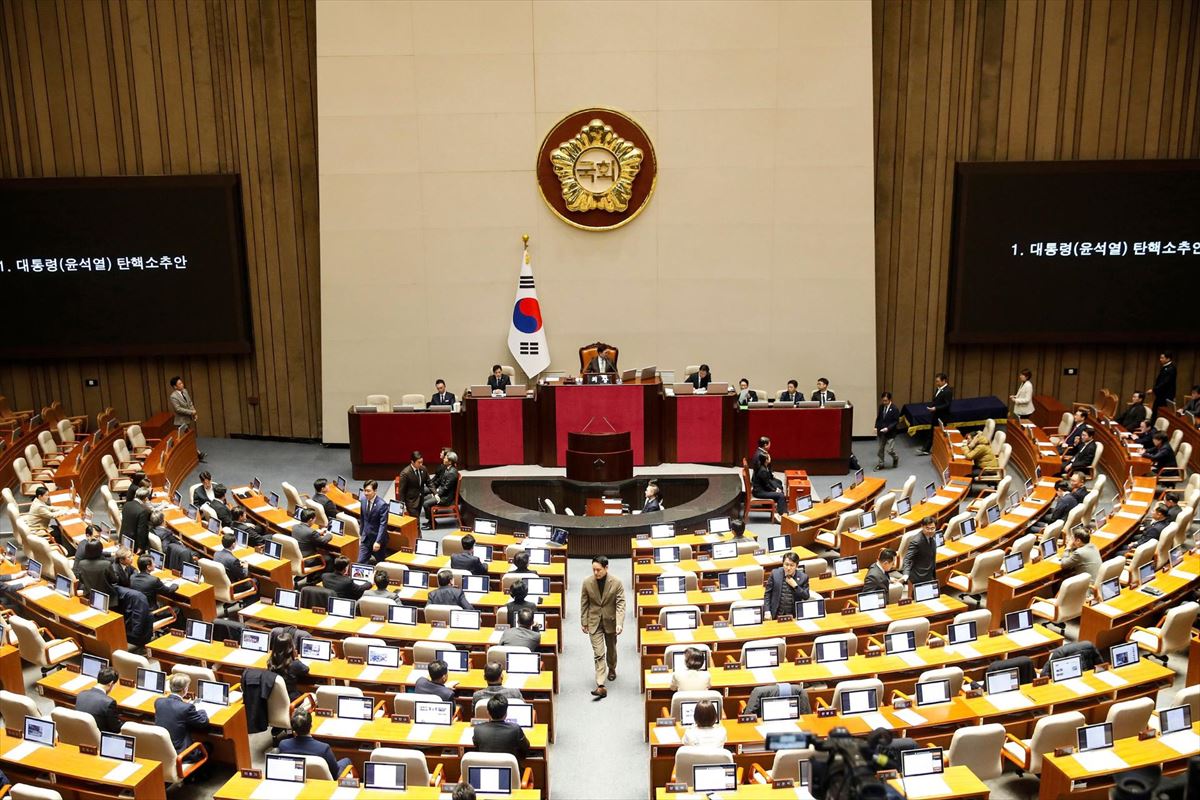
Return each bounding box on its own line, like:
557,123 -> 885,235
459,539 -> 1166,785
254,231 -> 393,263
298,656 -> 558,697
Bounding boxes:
316,0 -> 413,57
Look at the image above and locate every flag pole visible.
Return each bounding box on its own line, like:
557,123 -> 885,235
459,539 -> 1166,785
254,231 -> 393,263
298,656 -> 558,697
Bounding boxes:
522,233 -> 529,249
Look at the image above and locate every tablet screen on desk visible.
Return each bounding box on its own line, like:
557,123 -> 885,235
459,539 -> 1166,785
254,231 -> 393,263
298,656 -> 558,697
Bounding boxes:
100,731 -> 135,761
367,645 -> 400,669
81,654 -> 108,679
90,590 -> 110,613
437,649 -> 469,673
262,540 -> 283,560
1099,577 -> 1121,601
650,524 -> 675,539
23,716 -> 54,746
462,575 -> 489,594
859,511 -> 876,529
1050,654 -> 1083,682
692,764 -> 737,792
526,548 -> 551,566
450,610 -> 481,630
987,505 -> 1002,525
947,621 -> 976,645
839,688 -> 877,715
857,590 -> 886,612
137,668 -> 166,694
901,747 -> 944,778
665,610 -> 698,631
1077,722 -> 1113,752
896,497 -> 912,515
744,646 -> 779,669
986,668 -> 1020,695
54,575 -> 72,597
707,517 -> 731,534
886,630 -> 917,654
1004,609 -> 1033,633
653,546 -> 680,564
1109,641 -> 1139,668
506,702 -> 534,728
265,753 -> 306,783
657,576 -> 686,595
474,519 -> 497,535
815,639 -> 848,663
274,588 -> 300,610
912,581 -> 939,604
415,539 -> 439,557
507,652 -> 540,675
337,695 -> 373,720
795,496 -> 813,513
181,562 -> 201,583
186,619 -> 212,643
916,678 -> 951,707
414,700 -> 453,725
1160,705 -> 1191,734
718,571 -> 747,590
364,762 -> 405,791
1040,538 -> 1057,560
829,483 -> 843,499
730,604 -> 763,627
762,696 -> 800,722
349,563 -> 373,581
796,599 -> 825,620
197,680 -> 229,706
525,577 -> 550,597
403,571 -> 428,589
834,557 -> 858,577
387,500 -> 404,517
711,542 -> 737,561
767,535 -> 790,553
468,766 -> 512,794
923,482 -> 936,501
300,639 -> 332,662
389,604 -> 418,626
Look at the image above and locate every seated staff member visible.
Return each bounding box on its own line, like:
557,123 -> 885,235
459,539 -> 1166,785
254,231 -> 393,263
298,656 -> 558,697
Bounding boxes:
1122,504 -> 1170,554
640,483 -> 662,513
669,647 -> 710,691
737,379 -> 758,405
192,471 -> 217,508
311,478 -> 339,523
415,659 -> 456,702
1145,432 -> 1176,473
750,437 -> 771,469
449,534 -> 489,576
154,673 -> 208,763
901,517 -> 938,590
471,663 -> 523,707
862,548 -> 897,594
874,391 -> 901,470
322,557 -> 367,601
685,364 -> 711,389
751,452 -> 786,522
777,380 -> 802,404
1185,384 -> 1200,416
498,607 -> 541,649
429,379 -> 456,407
21,485 -> 65,537
1118,391 -> 1150,430
811,378 -> 835,403
357,480 -> 389,564
429,570 -> 474,609
279,708 -> 352,778
472,695 -> 530,766
75,666 -> 121,734
487,365 -> 511,393
764,552 -> 809,619
421,451 -> 459,530
1010,368 -> 1034,418
215,531 -> 249,583
1065,427 -> 1098,473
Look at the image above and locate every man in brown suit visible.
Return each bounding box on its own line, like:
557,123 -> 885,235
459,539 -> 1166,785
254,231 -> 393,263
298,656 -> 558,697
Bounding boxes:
580,555 -> 625,699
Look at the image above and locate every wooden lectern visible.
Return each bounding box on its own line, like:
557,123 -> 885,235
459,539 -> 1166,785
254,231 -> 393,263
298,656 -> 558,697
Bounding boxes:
565,430 -> 633,482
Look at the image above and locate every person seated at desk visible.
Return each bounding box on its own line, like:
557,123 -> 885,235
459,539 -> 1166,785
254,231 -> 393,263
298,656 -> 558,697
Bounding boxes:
1055,528 -> 1100,582
291,507 -> 333,564
505,578 -> 536,621
268,629 -> 310,702
76,666 -> 121,734
508,551 -> 536,578
279,708 -> 352,778
1066,471 -> 1088,504
429,379 -> 456,407
450,783 -> 476,800
414,658 -> 456,702
964,430 -> 999,478
1033,480 -> 1078,533
737,378 -> 758,405
1184,385 -> 1200,416
215,531 -> 249,584
22,485 -> 65,537
487,365 -> 511,394
472,695 -> 530,766
583,349 -> 616,375
777,380 -> 802,404
113,546 -> 136,587
681,700 -> 726,747
322,556 -> 367,601
472,663 -> 523,708
1163,494 -> 1182,523
1065,427 -> 1098,474
230,507 -> 268,548
745,683 -> 811,719
1055,408 -> 1090,455
208,484 -> 235,529
429,569 -> 474,609
450,533 -> 489,576
499,607 -> 541,650
131,553 -> 178,610
1145,432 -> 1176,473
362,569 -> 399,601
669,647 -> 711,692
765,552 -> 809,619
862,548 -> 897,594
685,364 -> 711,390
75,538 -> 122,601
1118,391 -> 1150,430
751,453 -> 786,522
154,673 -> 209,763
811,378 -> 836,403
1131,419 -> 1155,449
1122,503 -> 1170,554
192,471 -> 217,508
421,451 -> 459,530
640,484 -> 663,513
311,478 -> 339,523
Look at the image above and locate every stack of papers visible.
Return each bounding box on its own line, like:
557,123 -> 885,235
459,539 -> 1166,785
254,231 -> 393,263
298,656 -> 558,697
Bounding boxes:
316,719 -> 365,738
901,775 -> 952,799
250,780 -> 305,800
226,650 -> 262,666
893,707 -> 927,726
987,692 -> 1033,711
102,762 -> 143,782
961,534 -> 988,547
1159,730 -> 1200,754
1072,750 -> 1129,772
1007,628 -> 1045,647
654,726 -> 681,744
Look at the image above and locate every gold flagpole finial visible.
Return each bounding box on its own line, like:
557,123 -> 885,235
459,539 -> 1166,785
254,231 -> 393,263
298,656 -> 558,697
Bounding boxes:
522,234 -> 530,248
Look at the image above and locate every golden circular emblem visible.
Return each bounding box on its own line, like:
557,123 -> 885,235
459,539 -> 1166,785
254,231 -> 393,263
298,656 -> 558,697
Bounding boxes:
537,108 -> 657,232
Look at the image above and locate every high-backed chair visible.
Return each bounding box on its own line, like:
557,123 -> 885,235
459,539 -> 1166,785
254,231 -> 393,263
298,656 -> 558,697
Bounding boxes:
112,439 -> 141,470
674,747 -> 734,788
976,443 -> 1012,488
366,395 -> 390,412
662,643 -> 713,670
198,557 -> 256,615
947,549 -> 1004,605
1094,556 -> 1124,591
0,691 -> 40,728
741,465 -> 776,522
274,534 -> 325,582
814,509 -> 863,550
1044,412 -> 1073,439
336,512 -> 360,539
1002,710 -> 1086,775
126,424 -> 156,458
948,723 -> 1006,780
51,708 -> 105,747
11,785 -> 65,800
412,640 -> 458,666
303,498 -> 329,527
356,596 -> 395,619
943,511 -> 975,542
813,632 -> 858,658
872,492 -> 896,520
23,445 -> 54,477
9,615 -> 80,672
1105,696 -> 1154,740
990,430 -> 1006,453
748,748 -> 816,784
1130,602 -> 1199,663
1122,539 -> 1158,585
36,431 -> 65,465
421,604 -> 459,627
897,475 -> 916,503
121,721 -> 208,787
800,559 -> 829,580
1170,685 -> 1199,722
954,608 -> 992,631
14,457 -> 55,494
826,679 -> 885,712
314,685 -> 365,711
169,665 -> 215,693
280,482 -> 305,514
460,752 -> 532,791
367,747 -> 443,787
727,566 -> 764,588
485,645 -> 531,671
342,637 -> 386,661
1009,533 -> 1037,564
113,651 -> 151,682
885,617 -> 929,645
1030,572 -> 1092,633
400,394 -> 426,408
657,605 -> 703,628
429,473 -> 463,529
579,342 -> 619,372
740,638 -> 786,666
100,454 -> 129,494
917,666 -> 964,697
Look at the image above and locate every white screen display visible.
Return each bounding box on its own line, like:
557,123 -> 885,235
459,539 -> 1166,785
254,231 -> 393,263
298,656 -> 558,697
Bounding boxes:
265,754 -> 305,783
414,701 -> 452,725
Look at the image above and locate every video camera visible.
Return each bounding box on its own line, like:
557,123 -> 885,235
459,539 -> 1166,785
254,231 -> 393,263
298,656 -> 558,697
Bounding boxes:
765,728 -> 903,800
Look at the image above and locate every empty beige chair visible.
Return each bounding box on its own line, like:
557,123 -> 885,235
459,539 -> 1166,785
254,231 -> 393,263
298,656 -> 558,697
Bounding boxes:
1002,710 -> 1086,775
813,631 -> 858,658
1030,572 -> 1092,633
969,492 -> 1000,525
9,615 -> 80,672
303,498 -> 329,527
943,511 -> 975,542
1080,489 -> 1100,520
113,650 -> 151,682
421,604 -> 459,627
401,393 -> 426,408
1094,556 -> 1124,590
728,565 -> 764,587
314,685 -> 364,711
1047,411 -> 1073,439
50,551 -> 75,584
800,558 -> 829,580
1009,533 -> 1037,564
750,748 -> 816,784
121,720 -> 208,786
126,424 -> 155,457
1105,696 -> 1154,740
169,665 -> 216,693
917,666 -> 964,697
100,454 -> 129,493
674,746 -> 734,787
266,675 -> 305,730
0,691 -> 40,728
814,509 -> 863,550
372,561 -> 406,584
23,444 -> 53,475
57,418 -> 77,444
10,786 -> 65,800
336,512 -> 360,540
948,722 -> 1006,780
36,431 -> 65,464
897,475 -> 916,503
461,752 -> 526,790
1130,601 -> 1199,663
669,690 -> 723,723
872,492 -> 896,520
953,608 -> 992,631
342,637 -> 386,661
1171,685 -> 1200,722
981,419 -> 996,441
366,394 -> 391,412
281,482 -> 305,514
885,617 -> 929,644
393,693 -> 450,720
25,536 -> 60,579
52,707 -> 102,748
14,457 -> 55,494
829,678 -> 885,711
1122,539 -> 1158,585
198,557 -> 256,615
274,534 -> 325,581
112,438 -> 141,469
741,638 -> 786,666
1155,523 -> 1183,568
412,640 -> 458,665
486,645 -> 532,670
990,429 -> 1006,453
947,548 -> 1004,605
367,747 -> 440,786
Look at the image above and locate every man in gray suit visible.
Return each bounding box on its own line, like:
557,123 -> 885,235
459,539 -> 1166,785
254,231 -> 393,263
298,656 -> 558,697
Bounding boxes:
745,683 -> 811,718
498,607 -> 541,650
1057,529 -> 1101,582
168,376 -> 204,461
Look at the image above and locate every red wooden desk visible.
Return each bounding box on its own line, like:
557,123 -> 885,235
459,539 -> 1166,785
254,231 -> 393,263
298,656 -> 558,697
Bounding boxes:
536,380 -> 662,466
663,393 -> 734,464
347,406 -> 460,479
462,395 -> 538,468
736,405 -> 854,473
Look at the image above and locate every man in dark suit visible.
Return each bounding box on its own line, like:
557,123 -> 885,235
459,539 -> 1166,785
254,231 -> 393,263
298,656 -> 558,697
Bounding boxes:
640,483 -> 663,513
120,487 -> 152,552
901,517 -> 939,589
1124,503 -> 1170,554
428,379 -> 456,407
751,454 -> 786,520
229,508 -> 268,547
311,479 -> 339,523
279,708 -> 351,778
1058,409 -> 1091,457
764,552 -> 809,619
1145,432 -> 1176,473
486,365 -> 511,393
498,607 -> 541,650
154,673 -> 209,762
471,695 -> 530,766
874,391 -> 901,469
862,548 -> 896,595
583,348 -> 616,374
1184,385 -> 1200,416
428,570 -> 474,609
357,480 -> 389,563
421,451 -> 459,529
916,373 -> 953,455
397,452 -> 426,518
209,485 -> 235,528
737,378 -> 758,405
291,508 -> 333,567
811,378 -> 836,403
1065,427 -> 1097,474
75,666 -> 122,733
685,364 -> 711,389
1148,351 -> 1177,417
777,380 -> 801,404
130,554 -> 177,610
414,659 -> 456,701
322,557 -> 367,600
750,437 -> 771,469
745,683 -> 811,718
192,471 -> 217,508
1033,480 -> 1079,533
214,531 -> 247,583
1118,391 -> 1150,430
450,534 -> 489,576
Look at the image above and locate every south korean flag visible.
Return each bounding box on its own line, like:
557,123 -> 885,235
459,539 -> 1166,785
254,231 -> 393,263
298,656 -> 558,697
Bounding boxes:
507,243 -> 551,378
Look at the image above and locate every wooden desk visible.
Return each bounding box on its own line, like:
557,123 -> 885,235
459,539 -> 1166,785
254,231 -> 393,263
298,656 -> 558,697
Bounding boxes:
780,477 -> 887,537
144,426 -> 200,492
386,549 -> 566,584
933,427 -> 974,479
734,404 -> 855,473
632,547 -> 819,585
52,424 -> 125,507
0,418 -> 53,491
0,644 -> 22,694
217,775 -> 541,800
824,480 -> 972,564
632,530 -> 761,552
0,730 -> 165,800
1159,405 -> 1200,471
1005,416 -> 1064,478
1031,394 -> 1070,430
14,580 -> 127,658
38,668 -> 252,769
231,486 -> 359,558
347,405 -> 462,480
1078,553 -> 1200,649
1040,722 -> 1200,800
162,505 -> 293,597
463,395 -> 539,469
1089,415 -> 1151,478
652,766 -> 989,800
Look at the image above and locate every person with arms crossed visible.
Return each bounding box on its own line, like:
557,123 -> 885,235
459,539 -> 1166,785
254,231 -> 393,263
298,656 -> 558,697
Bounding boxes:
168,375 -> 204,460
874,391 -> 900,470
765,552 -> 809,619
429,379 -> 456,407
357,480 -> 389,563
1010,369 -> 1034,418
916,373 -> 953,456
581,555 -> 625,699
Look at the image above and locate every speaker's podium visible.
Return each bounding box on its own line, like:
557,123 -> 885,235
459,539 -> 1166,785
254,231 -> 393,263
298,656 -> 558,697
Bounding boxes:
565,423 -> 633,482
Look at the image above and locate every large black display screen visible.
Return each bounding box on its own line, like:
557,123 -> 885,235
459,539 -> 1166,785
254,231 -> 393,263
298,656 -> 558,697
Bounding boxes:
0,175 -> 252,357
948,160 -> 1200,344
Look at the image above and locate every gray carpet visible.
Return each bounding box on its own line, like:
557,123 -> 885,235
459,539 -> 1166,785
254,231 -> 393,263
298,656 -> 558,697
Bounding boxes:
3,432 -> 1191,800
